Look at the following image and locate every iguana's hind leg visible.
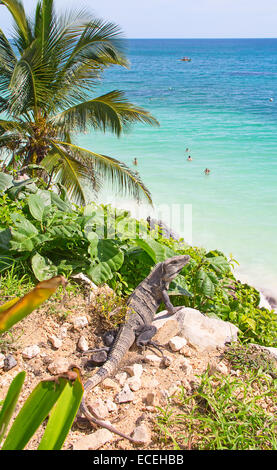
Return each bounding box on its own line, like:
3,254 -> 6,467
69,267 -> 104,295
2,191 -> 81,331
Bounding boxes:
135,324 -> 165,356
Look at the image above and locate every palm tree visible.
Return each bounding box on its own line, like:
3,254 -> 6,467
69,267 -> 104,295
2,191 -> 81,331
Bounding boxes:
0,0 -> 159,204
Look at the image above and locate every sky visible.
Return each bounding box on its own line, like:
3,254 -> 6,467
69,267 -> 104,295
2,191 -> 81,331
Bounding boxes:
0,0 -> 277,38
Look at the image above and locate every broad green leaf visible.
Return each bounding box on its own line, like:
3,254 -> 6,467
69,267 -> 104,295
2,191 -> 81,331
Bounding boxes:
1,379 -> 68,450
87,232 -> 99,258
97,239 -> 124,271
0,371 -> 26,446
0,276 -> 65,333
38,370 -> 83,450
86,261 -> 113,284
196,269 -> 215,297
50,192 -> 72,212
10,214 -> 38,251
7,179 -> 37,199
135,238 -> 166,263
0,172 -> 13,192
27,194 -> 46,221
31,253 -> 58,281
206,256 -> 230,274
169,274 -> 192,296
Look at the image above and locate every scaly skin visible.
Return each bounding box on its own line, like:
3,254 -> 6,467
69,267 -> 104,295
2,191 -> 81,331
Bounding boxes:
81,255 -> 190,400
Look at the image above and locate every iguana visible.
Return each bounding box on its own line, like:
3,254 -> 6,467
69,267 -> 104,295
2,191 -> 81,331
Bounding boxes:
79,255 -> 190,416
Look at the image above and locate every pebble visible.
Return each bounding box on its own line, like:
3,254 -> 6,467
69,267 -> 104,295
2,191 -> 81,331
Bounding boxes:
180,358 -> 193,375
47,357 -> 69,375
73,428 -> 113,450
208,361 -> 229,376
132,424 -> 151,445
48,334 -> 62,349
144,391 -> 159,406
59,325 -> 68,338
115,372 -> 128,386
115,383 -> 134,403
144,354 -> 162,366
104,398 -> 118,413
125,363 -> 143,378
71,316 -> 88,329
4,354 -> 17,371
127,376 -> 141,391
88,398 -> 109,419
169,336 -> 188,352
77,336 -> 89,352
180,346 -> 192,357
22,345 -> 40,360
102,378 -> 120,391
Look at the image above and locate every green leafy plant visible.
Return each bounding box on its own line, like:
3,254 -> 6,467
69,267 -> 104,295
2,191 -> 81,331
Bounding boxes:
0,368 -> 83,450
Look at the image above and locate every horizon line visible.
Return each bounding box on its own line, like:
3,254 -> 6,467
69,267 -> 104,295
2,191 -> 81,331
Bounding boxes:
126,37 -> 277,40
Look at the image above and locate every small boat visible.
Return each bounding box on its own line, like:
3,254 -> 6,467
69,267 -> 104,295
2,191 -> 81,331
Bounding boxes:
180,57 -> 191,62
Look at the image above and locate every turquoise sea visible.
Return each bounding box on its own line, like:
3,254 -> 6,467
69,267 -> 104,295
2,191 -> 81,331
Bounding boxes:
78,39 -> 277,297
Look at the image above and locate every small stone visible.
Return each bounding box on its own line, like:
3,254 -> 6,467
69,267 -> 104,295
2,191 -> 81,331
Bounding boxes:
47,357 -> 69,375
132,424 -> 151,445
48,334 -> 62,349
115,372 -> 127,386
59,325 -> 68,338
88,398 -> 109,419
102,378 -> 120,391
104,398 -> 118,413
180,358 -> 193,375
169,336 -> 187,352
125,363 -> 143,378
72,316 -> 88,329
127,376 -> 141,391
208,361 -> 229,376
40,353 -> 52,365
180,346 -> 192,357
0,353 -> 5,368
144,392 -> 159,406
115,384 -> 134,403
73,428 -> 113,450
144,354 -> 162,365
161,356 -> 172,367
4,354 -> 17,371
77,336 -> 89,352
22,345 -> 40,359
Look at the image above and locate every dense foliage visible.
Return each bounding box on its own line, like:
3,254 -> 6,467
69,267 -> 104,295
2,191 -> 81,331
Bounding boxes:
0,175 -> 276,347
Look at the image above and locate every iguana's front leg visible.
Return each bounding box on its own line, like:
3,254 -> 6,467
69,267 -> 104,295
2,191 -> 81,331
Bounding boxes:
161,289 -> 183,315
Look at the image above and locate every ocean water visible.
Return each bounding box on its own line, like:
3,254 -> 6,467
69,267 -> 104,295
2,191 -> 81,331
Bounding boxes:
78,39 -> 277,296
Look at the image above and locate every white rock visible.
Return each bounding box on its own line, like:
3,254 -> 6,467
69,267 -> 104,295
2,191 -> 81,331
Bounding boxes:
47,357 -> 69,375
78,335 -> 89,352
115,372 -> 127,386
88,398 -> 109,419
102,378 -> 120,391
73,428 -> 113,450
115,384 -> 134,403
22,345 -> 40,359
72,316 -> 88,329
48,334 -> 62,349
169,336 -> 187,351
0,353 -> 5,368
125,363 -> 143,378
261,346 -> 277,360
104,398 -> 118,413
208,361 -> 229,376
59,325 -> 68,338
132,424 -> 151,445
155,308 -> 239,351
144,354 -> 162,365
180,358 -> 193,375
127,376 -> 141,391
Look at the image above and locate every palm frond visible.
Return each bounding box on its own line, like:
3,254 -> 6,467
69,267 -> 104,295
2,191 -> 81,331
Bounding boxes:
52,140 -> 153,205
0,0 -> 33,51
50,90 -> 159,136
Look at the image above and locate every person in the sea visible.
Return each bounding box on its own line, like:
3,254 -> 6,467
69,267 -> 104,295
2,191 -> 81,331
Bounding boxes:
204,168 -> 211,175
187,156 -> 192,161
185,148 -> 189,152
133,158 -> 138,166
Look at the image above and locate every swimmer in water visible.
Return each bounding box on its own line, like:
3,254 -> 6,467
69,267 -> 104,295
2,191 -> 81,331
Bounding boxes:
185,148 -> 190,152
133,158 -> 138,166
204,168 -> 210,175
187,156 -> 192,161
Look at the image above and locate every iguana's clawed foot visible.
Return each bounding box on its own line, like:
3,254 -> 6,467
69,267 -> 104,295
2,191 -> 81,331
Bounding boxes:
167,306 -> 184,315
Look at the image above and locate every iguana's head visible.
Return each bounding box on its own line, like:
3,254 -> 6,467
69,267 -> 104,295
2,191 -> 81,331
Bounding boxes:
162,255 -> 190,283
